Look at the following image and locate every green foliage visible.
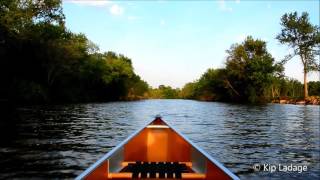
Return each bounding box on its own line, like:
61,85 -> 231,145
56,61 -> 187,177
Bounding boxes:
180,12 -> 318,103
308,81 -> 320,96
1,3 -> 318,105
225,36 -> 283,103
269,79 -> 319,99
0,0 -> 149,104
181,37 -> 284,103
269,77 -> 304,99
148,85 -> 180,99
179,82 -> 198,99
127,75 -> 149,98
276,11 -> 320,98
196,68 -> 228,101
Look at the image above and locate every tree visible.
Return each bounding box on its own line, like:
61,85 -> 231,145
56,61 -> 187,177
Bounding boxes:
0,0 -> 150,104
308,81 -> 320,96
276,12 -> 320,99
196,68 -> 229,101
180,82 -> 198,99
0,0 -> 65,103
158,85 -> 179,99
180,37 -> 283,103
225,36 -> 283,103
147,85 -> 180,99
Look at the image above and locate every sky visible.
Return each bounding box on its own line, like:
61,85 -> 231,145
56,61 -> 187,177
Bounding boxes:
62,0 -> 320,88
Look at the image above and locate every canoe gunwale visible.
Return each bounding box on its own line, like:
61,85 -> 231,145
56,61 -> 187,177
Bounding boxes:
75,117 -> 240,180
164,120 -> 240,180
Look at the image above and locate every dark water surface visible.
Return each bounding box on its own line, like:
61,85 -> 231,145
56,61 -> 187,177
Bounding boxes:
0,99 -> 319,179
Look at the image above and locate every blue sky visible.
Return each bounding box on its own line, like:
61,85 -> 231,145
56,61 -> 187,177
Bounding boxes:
62,0 -> 319,88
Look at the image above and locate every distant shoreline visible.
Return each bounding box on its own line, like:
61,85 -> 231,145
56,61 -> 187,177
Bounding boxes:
271,96 -> 320,106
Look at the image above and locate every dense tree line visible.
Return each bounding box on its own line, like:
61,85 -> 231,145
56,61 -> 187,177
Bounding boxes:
180,12 -> 319,103
180,36 -> 319,103
0,0 -> 149,104
147,85 -> 180,99
180,36 -> 283,103
1,1 -> 318,105
149,12 -> 319,103
180,76 -> 320,103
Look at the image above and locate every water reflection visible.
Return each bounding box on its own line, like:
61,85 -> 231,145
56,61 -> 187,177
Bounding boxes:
0,100 -> 319,179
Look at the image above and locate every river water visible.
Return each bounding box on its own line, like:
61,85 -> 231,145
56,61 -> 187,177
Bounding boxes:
0,99 -> 319,179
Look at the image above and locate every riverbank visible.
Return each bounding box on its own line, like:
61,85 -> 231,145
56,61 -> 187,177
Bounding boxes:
272,96 -> 320,105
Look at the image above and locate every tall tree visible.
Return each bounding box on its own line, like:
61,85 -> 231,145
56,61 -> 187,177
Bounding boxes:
225,36 -> 283,103
276,12 -> 320,99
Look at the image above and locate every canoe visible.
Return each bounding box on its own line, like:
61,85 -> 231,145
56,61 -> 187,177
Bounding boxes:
76,116 -> 239,180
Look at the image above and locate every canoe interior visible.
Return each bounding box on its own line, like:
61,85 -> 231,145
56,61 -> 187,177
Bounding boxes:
80,118 -> 234,180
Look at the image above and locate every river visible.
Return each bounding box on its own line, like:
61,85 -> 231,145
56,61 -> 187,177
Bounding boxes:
0,99 -> 319,179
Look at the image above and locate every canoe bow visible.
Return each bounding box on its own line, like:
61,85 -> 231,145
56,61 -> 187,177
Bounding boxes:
76,116 -> 239,180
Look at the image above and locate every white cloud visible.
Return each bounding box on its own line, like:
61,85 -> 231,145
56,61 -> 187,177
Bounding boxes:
66,1 -> 125,16
218,0 -> 233,12
235,0 -> 240,4
110,4 -> 124,16
160,19 -> 165,26
67,0 -> 111,7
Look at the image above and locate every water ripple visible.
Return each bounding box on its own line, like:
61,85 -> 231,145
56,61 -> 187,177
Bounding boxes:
0,100 -> 319,179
